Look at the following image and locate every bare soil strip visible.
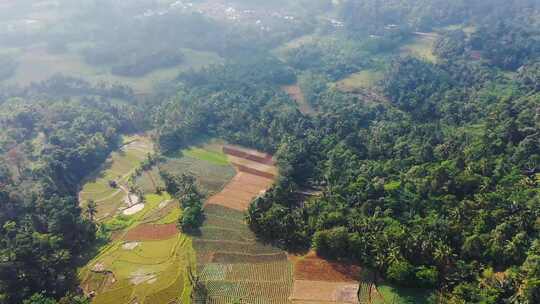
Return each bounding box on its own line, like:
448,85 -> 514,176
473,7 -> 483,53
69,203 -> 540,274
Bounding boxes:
292,256 -> 361,282
282,84 -> 316,116
233,163 -> 276,179
288,251 -> 362,304
223,146 -> 274,165
206,172 -> 274,211
291,280 -> 359,304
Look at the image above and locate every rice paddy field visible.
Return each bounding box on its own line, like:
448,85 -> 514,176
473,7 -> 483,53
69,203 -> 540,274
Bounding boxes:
79,135 -> 154,221
79,138 -> 241,304
79,193 -> 197,304
80,138 -> 424,304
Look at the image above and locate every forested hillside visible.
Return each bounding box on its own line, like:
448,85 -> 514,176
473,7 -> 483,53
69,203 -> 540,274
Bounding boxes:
153,1 -> 540,302
0,0 -> 539,303
0,78 -> 138,303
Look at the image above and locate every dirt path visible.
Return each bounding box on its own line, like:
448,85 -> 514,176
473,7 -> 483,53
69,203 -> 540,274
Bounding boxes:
282,84 -> 316,116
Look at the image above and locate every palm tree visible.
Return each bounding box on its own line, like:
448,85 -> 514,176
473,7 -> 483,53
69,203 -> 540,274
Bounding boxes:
86,200 -> 97,222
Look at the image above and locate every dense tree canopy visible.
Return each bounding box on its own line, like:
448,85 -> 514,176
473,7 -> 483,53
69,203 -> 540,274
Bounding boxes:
0,78 -> 138,303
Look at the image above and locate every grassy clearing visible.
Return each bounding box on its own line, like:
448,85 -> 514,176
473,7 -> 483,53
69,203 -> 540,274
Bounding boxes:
136,141 -> 235,195
400,36 -> 437,63
183,147 -> 230,166
155,207 -> 181,225
335,69 -> 384,92
135,167 -> 163,194
1,46 -> 222,94
271,34 -> 317,60
375,284 -> 434,304
161,153 -> 236,195
282,84 -> 316,116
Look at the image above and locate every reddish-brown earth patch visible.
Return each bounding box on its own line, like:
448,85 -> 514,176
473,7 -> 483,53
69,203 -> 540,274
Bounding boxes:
124,223 -> 178,241
291,280 -> 359,304
289,252 -> 361,304
291,253 -> 361,282
223,145 -> 274,165
234,163 -> 275,179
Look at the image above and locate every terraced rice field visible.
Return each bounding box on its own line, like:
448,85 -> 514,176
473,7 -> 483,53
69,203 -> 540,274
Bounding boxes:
79,135 -> 154,221
78,136 -> 201,304
79,192 -> 195,304
79,139 -> 251,304
81,140 -> 370,303
193,146 -> 295,304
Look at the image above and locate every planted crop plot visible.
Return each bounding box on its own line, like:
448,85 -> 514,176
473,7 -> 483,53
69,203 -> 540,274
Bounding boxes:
289,252 -> 362,304
78,135 -> 197,304
290,280 -> 359,304
160,154 -> 236,194
207,172 -> 274,211
223,145 -> 275,166
201,280 -> 293,303
193,239 -> 282,256
193,146 -> 295,304
199,261 -> 293,282
211,252 -> 289,264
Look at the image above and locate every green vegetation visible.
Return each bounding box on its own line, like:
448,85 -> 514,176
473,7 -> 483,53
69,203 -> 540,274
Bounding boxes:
1,47 -> 222,94
375,284 -> 434,304
1,0 -> 540,303
335,69 -> 384,92
192,205 -> 293,303
182,147 -> 230,166
161,172 -> 205,232
400,36 -> 437,63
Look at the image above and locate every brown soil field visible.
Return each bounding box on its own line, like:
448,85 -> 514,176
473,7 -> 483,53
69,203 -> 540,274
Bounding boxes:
227,154 -> 277,174
234,163 -> 276,179
224,145 -> 272,159
124,223 -> 179,241
206,172 -> 274,211
291,280 -> 359,304
290,253 -> 361,282
223,146 -> 274,165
